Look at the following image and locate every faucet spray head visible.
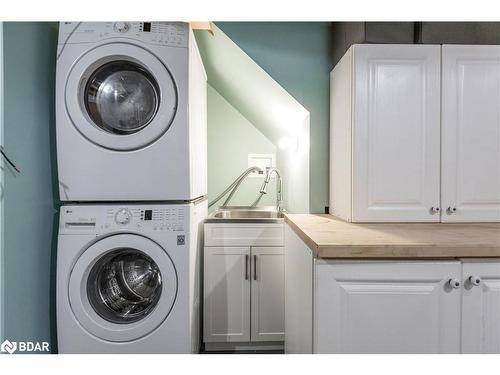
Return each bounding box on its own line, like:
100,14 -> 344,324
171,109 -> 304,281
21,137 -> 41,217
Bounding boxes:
260,168 -> 272,194
259,181 -> 268,194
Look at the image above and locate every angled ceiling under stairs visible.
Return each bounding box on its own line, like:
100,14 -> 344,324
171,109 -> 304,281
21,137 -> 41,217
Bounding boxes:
194,24 -> 309,145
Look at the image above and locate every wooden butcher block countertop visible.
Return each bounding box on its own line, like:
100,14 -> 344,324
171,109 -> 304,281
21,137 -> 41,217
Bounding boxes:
284,214 -> 500,259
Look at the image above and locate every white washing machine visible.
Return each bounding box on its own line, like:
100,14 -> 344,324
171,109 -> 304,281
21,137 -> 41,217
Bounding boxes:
56,22 -> 207,201
56,201 -> 206,353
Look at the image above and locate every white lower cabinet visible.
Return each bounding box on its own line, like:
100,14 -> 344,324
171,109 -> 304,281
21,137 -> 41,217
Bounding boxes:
203,223 -> 285,348
284,226 -> 313,353
203,246 -> 284,345
251,247 -> 285,342
203,247 -> 251,342
284,224 -> 500,353
311,259 -> 500,354
314,261 -> 462,354
461,260 -> 500,353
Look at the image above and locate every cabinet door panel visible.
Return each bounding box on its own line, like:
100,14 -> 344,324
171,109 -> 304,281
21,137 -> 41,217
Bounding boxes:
442,45 -> 500,222
462,260 -> 500,353
203,247 -> 250,342
284,226 -> 313,353
352,45 -> 441,222
314,261 -> 461,353
250,247 -> 285,342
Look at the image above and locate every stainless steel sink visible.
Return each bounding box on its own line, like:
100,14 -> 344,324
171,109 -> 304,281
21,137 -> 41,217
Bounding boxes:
206,206 -> 285,223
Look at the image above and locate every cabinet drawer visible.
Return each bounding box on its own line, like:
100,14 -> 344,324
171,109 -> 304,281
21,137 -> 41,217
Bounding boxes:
204,223 -> 284,247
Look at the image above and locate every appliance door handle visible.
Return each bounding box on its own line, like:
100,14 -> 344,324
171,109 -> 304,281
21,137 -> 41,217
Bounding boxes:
0,146 -> 21,173
253,255 -> 257,281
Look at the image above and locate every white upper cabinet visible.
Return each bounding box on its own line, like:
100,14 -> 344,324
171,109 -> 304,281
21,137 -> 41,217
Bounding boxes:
353,45 -> 442,222
330,44 -> 442,222
441,46 -> 500,222
331,44 -> 500,223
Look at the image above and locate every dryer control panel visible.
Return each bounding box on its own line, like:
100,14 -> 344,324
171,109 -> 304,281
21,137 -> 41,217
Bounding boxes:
59,204 -> 190,235
58,22 -> 189,47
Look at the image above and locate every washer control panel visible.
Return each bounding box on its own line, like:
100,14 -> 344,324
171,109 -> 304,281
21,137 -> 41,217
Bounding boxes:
58,22 -> 189,47
60,204 -> 189,234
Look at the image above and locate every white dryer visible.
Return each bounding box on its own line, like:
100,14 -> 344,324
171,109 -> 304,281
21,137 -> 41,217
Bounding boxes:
56,201 -> 206,353
56,22 -> 207,201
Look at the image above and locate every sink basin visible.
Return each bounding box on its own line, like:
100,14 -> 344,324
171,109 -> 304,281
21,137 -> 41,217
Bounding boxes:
206,207 -> 284,223
213,210 -> 284,219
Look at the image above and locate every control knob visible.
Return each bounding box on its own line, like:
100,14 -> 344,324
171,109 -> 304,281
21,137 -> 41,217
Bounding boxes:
115,208 -> 132,225
114,22 -> 130,33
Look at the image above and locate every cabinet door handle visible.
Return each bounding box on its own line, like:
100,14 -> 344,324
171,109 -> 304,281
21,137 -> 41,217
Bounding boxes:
245,255 -> 249,280
253,255 -> 257,281
447,278 -> 461,289
468,275 -> 482,286
447,206 -> 457,214
430,206 -> 440,214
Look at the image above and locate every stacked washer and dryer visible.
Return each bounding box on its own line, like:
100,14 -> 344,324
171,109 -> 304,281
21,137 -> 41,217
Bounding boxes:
55,22 -> 207,353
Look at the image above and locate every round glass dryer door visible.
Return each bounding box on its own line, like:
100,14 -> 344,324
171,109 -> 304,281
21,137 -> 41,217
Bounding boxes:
68,234 -> 178,342
84,61 -> 160,135
65,43 -> 178,151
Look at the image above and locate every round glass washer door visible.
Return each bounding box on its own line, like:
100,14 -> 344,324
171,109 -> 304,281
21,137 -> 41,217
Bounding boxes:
87,248 -> 162,324
65,43 -> 178,151
68,234 -> 177,342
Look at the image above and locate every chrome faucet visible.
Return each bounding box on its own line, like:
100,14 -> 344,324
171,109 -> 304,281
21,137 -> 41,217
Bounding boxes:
208,166 -> 265,209
260,168 -> 283,212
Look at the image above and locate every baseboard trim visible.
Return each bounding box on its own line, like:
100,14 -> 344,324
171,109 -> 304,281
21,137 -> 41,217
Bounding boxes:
203,341 -> 284,353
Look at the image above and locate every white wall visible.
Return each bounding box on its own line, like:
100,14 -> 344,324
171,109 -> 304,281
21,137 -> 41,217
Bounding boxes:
277,113 -> 310,213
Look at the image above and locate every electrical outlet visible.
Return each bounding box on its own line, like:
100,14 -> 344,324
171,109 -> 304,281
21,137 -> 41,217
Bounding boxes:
247,154 -> 275,177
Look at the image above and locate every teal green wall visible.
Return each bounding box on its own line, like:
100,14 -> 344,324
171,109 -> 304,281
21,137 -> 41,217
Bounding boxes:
208,85 -> 277,210
217,22 -> 333,213
2,22 -> 58,352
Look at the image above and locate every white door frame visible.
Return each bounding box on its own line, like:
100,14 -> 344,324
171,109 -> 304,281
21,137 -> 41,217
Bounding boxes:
0,21 -> 4,341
